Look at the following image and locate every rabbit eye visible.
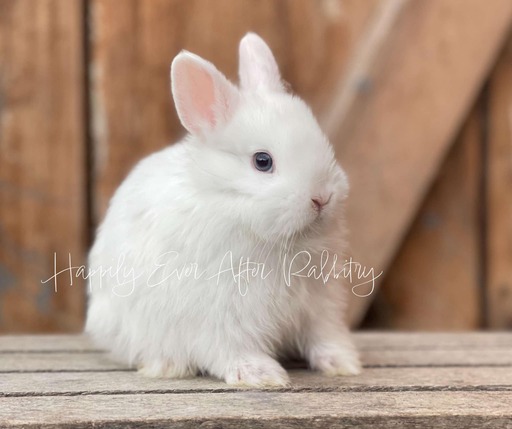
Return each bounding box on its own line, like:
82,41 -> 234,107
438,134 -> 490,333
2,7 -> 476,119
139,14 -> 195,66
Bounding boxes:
253,152 -> 273,172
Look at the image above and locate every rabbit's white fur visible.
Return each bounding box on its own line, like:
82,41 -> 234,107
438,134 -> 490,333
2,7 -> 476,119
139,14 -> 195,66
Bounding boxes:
85,33 -> 361,386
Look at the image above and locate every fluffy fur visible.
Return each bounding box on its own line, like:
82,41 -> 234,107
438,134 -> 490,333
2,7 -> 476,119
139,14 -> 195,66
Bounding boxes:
85,33 -> 361,386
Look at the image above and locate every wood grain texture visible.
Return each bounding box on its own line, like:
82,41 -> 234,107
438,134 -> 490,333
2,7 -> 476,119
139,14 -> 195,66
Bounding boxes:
1,392 -> 512,428
0,0 -> 86,332
2,367 -> 512,396
1,333 -> 511,372
3,348 -> 512,372
0,333 -> 510,427
2,331 -> 512,351
89,0 -> 379,220
363,107 -> 483,330
333,0 -> 512,324
486,35 -> 512,329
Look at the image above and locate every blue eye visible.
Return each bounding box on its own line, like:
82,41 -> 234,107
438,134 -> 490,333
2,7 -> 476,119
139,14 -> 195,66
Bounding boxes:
253,152 -> 273,172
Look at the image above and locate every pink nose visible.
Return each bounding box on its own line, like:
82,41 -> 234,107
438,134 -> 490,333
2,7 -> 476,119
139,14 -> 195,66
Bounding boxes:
311,194 -> 332,212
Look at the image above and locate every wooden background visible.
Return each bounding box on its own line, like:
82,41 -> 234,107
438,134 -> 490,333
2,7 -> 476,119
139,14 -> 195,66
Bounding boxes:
0,0 -> 511,333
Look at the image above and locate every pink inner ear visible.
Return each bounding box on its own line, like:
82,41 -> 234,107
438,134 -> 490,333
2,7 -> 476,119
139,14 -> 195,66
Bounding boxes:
185,65 -> 216,129
172,52 -> 239,135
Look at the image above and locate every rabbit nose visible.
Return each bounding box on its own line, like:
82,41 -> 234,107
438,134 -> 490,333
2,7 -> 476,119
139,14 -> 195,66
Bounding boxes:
311,193 -> 332,212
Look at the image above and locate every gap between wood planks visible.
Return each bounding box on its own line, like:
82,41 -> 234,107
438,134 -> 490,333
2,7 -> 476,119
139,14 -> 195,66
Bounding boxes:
2,385 -> 512,398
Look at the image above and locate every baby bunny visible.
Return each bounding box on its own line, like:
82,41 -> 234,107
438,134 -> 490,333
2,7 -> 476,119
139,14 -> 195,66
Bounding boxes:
85,33 -> 361,386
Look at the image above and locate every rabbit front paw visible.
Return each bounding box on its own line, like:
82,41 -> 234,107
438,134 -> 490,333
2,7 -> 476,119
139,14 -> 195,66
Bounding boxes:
309,346 -> 362,376
137,360 -> 196,379
224,355 -> 290,387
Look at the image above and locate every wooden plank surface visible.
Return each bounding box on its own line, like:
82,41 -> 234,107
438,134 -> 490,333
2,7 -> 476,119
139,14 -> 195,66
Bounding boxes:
0,0 -> 86,332
1,347 -> 512,372
0,333 -> 510,427
1,332 -> 512,351
486,35 -> 512,329
364,105 -> 483,329
2,367 -> 512,396
2,392 -> 512,428
331,0 -> 512,325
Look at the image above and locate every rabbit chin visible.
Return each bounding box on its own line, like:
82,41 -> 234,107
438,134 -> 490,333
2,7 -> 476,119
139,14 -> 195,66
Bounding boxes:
248,208 -> 329,245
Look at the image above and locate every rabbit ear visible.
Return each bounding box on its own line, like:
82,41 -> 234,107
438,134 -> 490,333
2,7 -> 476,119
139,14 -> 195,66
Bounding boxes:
171,51 -> 240,135
239,33 -> 283,92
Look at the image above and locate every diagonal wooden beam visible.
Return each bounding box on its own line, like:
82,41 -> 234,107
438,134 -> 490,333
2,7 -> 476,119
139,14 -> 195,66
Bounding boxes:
363,105 -> 484,330
320,0 -> 512,326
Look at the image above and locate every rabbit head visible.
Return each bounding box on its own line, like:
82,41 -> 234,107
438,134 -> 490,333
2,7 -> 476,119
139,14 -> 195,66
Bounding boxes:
171,33 -> 349,241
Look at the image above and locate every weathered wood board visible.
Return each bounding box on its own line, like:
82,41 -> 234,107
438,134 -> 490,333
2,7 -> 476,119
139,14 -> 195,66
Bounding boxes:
486,35 -> 512,329
364,105 -> 483,329
2,348 -> 512,372
2,392 -> 512,428
334,0 -> 512,324
2,331 -> 512,351
2,367 -> 512,396
0,0 -> 86,332
0,333 -> 511,427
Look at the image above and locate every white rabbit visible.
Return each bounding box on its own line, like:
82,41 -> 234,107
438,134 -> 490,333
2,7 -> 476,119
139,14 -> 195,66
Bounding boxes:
85,33 -> 361,386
